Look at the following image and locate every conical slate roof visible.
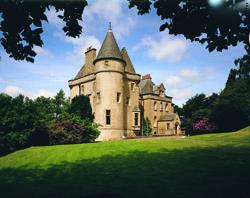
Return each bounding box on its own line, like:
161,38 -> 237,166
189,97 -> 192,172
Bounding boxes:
93,30 -> 125,64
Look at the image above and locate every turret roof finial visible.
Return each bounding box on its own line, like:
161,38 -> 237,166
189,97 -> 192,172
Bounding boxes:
108,22 -> 112,32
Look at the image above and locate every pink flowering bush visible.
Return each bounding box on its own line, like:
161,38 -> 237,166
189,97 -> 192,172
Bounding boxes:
193,118 -> 217,134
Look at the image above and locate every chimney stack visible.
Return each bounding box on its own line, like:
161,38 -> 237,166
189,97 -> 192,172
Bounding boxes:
142,74 -> 152,80
85,46 -> 96,66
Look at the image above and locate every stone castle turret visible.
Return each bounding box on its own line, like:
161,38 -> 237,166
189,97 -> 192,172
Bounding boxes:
93,24 -> 126,140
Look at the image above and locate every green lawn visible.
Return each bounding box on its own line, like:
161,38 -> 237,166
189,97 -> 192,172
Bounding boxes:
0,127 -> 249,198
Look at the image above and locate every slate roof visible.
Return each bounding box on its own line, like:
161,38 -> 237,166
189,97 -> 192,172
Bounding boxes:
121,47 -> 136,74
139,78 -> 155,94
93,30 -> 125,64
159,114 -> 177,121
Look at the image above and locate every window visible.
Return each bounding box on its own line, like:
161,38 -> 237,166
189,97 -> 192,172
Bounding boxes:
134,112 -> 139,127
104,60 -> 109,66
131,83 -> 135,91
126,97 -> 130,105
165,103 -> 168,112
160,102 -> 163,111
154,116 -> 157,127
154,101 -> 157,111
97,92 -> 101,103
79,85 -> 84,95
117,92 -> 121,103
166,123 -> 170,130
106,110 -> 111,125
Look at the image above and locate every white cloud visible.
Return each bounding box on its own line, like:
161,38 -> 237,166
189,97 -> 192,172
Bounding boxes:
134,34 -> 188,63
83,0 -> 136,39
4,85 -> 55,99
165,75 -> 182,88
169,87 -> 193,100
54,32 -> 101,65
5,86 -> 23,97
34,46 -> 53,57
164,66 -> 216,104
179,67 -> 215,81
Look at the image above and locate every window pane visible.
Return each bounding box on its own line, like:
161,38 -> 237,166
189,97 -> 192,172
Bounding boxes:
106,110 -> 111,125
134,112 -> 138,126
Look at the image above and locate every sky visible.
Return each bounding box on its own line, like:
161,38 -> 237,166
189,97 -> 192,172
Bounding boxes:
0,0 -> 246,106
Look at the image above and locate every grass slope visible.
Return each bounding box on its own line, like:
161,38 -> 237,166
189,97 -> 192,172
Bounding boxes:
0,127 -> 249,198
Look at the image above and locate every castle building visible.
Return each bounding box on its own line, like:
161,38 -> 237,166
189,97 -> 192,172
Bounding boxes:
68,26 -> 181,141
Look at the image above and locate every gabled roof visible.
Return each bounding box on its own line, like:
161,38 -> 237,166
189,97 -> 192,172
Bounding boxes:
121,47 -> 136,74
93,30 -> 125,64
139,78 -> 154,94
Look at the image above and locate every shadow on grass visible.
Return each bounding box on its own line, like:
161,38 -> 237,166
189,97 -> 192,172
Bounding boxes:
0,145 -> 249,198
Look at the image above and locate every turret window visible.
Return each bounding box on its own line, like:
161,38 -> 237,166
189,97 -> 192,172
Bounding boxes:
117,92 -> 121,103
97,92 -> 101,103
106,110 -> 111,126
104,60 -> 109,66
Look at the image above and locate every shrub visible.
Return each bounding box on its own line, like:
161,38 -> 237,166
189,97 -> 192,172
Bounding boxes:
193,118 -> 217,134
48,117 -> 100,145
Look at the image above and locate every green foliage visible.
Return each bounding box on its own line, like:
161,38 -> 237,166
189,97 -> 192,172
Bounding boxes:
0,0 -> 88,62
0,90 -> 100,156
180,93 -> 219,134
142,117 -> 152,136
69,95 -> 94,121
226,46 -> 250,87
128,0 -> 249,52
212,78 -> 250,131
48,116 -> 100,145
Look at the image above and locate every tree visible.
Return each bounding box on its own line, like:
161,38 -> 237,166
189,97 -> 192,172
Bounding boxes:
0,0 -> 87,62
179,93 -> 219,134
129,0 -> 250,52
53,89 -> 69,120
212,78 -> 250,131
69,95 -> 94,121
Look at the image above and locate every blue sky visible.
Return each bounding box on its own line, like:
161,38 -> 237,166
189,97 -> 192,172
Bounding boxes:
0,0 -> 245,106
